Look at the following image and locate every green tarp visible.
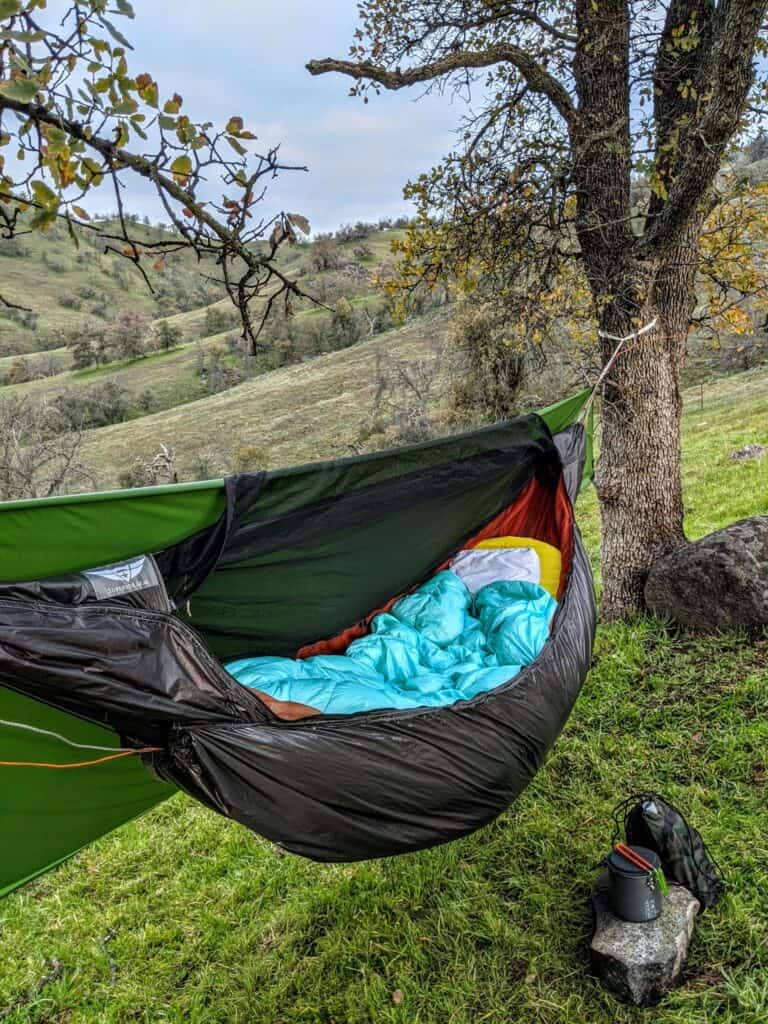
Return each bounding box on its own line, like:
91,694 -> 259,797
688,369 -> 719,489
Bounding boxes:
0,689 -> 174,898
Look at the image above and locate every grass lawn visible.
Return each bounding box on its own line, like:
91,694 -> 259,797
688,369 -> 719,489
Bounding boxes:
0,367 -> 767,1023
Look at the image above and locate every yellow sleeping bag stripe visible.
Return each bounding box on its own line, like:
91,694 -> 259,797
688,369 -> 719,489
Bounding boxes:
474,536 -> 562,598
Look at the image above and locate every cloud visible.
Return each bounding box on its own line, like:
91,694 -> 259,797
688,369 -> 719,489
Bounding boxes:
107,2 -> 468,231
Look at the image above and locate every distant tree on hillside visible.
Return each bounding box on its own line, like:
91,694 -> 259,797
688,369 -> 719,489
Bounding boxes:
310,0 -> 768,618
0,1 -> 316,349
331,298 -> 365,346
310,239 -> 343,272
202,305 -> 237,338
5,355 -> 30,385
33,353 -> 64,380
156,320 -> 183,351
68,335 -> 96,371
109,310 -> 151,362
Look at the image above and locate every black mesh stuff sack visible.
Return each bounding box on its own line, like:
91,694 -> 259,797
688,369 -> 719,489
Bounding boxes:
613,793 -> 726,909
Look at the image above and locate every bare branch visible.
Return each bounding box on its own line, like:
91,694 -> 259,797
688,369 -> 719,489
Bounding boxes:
307,45 -> 575,125
0,293 -> 32,312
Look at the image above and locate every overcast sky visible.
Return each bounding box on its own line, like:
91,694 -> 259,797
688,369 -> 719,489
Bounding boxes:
108,1 -> 468,233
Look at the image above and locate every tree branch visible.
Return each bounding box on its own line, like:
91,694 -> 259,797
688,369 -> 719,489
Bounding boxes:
0,293 -> 32,312
307,45 -> 575,126
639,0 -> 768,253
0,95 -> 322,349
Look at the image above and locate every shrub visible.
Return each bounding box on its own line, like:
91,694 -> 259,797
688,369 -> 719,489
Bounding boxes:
231,444 -> 268,474
0,239 -> 29,258
118,444 -> 177,489
53,378 -> 129,429
33,354 -> 64,379
449,303 -> 526,425
5,357 -> 31,385
136,389 -> 158,413
191,451 -> 220,481
42,252 -> 67,273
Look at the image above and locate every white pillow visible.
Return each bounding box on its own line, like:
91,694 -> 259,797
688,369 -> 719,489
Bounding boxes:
450,547 -> 540,595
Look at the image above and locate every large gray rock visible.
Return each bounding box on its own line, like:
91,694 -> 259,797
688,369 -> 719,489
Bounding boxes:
645,515 -> 768,632
590,873 -> 700,1006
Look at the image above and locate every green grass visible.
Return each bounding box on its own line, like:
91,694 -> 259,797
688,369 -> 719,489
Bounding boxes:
0,367 -> 767,1023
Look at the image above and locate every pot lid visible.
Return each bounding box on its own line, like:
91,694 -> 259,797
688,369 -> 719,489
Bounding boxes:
607,844 -> 661,876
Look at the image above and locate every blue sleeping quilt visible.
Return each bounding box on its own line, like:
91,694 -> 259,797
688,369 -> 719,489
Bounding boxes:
226,569 -> 557,715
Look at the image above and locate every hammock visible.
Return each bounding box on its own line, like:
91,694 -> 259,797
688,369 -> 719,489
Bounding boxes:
0,390 -> 596,898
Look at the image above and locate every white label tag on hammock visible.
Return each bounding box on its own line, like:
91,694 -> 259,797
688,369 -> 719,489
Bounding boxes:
82,555 -> 161,600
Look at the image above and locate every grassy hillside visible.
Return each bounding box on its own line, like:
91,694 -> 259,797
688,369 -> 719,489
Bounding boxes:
0,219 -> 227,356
0,226 -> 413,436
0,366 -> 766,1024
74,312 -> 450,485
62,316 -> 765,506
0,219 -> 407,361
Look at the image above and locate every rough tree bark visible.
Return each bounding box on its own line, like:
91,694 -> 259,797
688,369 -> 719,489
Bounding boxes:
570,0 -> 698,616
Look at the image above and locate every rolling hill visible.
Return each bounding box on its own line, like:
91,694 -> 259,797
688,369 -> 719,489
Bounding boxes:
77,312 -> 452,486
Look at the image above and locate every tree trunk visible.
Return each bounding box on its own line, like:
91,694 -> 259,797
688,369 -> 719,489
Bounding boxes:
595,231 -> 699,619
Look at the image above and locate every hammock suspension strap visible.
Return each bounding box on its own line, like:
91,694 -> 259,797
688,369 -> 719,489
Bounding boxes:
578,317 -> 659,423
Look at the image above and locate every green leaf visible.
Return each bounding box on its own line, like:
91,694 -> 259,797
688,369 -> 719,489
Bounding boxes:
0,0 -> 21,18
158,115 -> 177,131
112,99 -> 138,115
139,81 -> 158,108
170,154 -> 192,181
0,29 -> 44,42
114,0 -> 135,17
101,18 -> 133,49
0,76 -> 39,103
164,93 -> 182,114
45,126 -> 68,155
30,206 -> 57,231
226,136 -> 247,156
65,212 -> 80,250
80,157 -> 104,187
8,49 -> 31,73
31,179 -> 56,206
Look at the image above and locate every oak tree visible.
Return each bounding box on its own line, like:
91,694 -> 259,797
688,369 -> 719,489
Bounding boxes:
309,0 -> 768,617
